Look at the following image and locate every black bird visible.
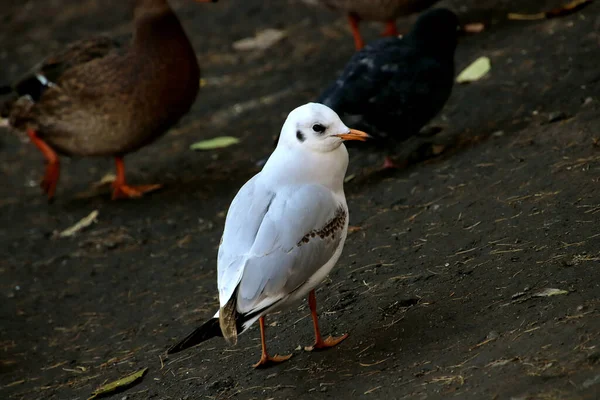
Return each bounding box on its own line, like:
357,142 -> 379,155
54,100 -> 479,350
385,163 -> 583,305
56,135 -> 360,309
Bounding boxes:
317,8 -> 459,168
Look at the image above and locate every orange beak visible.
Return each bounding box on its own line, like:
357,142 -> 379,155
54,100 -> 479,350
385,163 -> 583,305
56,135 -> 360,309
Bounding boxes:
335,129 -> 371,142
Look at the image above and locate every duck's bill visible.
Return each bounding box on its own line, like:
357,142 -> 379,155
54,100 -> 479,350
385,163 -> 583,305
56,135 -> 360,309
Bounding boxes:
336,129 -> 371,142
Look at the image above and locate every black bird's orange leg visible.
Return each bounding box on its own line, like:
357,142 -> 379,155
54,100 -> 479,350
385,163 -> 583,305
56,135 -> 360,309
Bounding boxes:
348,13 -> 365,50
381,20 -> 399,37
28,129 -> 60,201
304,290 -> 348,351
111,156 -> 162,200
382,156 -> 407,170
253,316 -> 292,368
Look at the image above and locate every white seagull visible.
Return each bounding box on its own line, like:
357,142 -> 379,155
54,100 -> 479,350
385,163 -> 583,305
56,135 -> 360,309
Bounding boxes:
167,103 -> 369,367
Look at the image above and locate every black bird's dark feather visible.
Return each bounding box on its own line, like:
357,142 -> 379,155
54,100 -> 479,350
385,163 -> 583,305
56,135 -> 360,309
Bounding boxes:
317,8 -> 458,143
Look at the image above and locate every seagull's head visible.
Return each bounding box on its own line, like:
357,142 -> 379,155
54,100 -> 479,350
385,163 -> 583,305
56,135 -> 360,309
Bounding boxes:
279,103 -> 370,153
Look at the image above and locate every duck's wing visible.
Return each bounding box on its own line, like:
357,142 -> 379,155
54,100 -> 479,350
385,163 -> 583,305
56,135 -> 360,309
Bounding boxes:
15,37 -> 124,100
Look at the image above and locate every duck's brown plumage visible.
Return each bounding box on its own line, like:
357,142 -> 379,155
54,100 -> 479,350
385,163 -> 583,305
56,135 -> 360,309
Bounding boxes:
2,0 -> 213,200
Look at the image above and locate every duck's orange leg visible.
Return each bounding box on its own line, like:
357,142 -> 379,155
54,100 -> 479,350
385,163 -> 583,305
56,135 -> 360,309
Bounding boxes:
348,13 -> 365,50
304,290 -> 348,351
252,316 -> 292,368
111,156 -> 162,200
28,129 -> 60,201
382,20 -> 398,37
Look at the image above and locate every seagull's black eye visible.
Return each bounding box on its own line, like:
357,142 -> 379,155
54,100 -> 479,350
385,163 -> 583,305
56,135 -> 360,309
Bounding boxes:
312,124 -> 326,134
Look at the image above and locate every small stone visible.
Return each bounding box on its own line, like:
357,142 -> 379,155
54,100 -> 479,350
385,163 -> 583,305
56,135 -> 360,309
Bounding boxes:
548,111 -> 568,123
487,331 -> 499,340
582,375 -> 600,388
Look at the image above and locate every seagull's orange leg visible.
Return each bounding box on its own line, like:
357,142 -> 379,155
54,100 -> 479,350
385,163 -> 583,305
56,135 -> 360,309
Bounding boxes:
111,156 -> 162,200
28,129 -> 60,201
348,13 -> 365,50
382,20 -> 399,37
253,316 -> 292,368
304,290 -> 348,351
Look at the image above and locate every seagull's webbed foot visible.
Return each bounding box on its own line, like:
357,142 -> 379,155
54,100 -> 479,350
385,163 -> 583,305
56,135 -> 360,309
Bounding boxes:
304,290 -> 349,352
252,316 -> 293,368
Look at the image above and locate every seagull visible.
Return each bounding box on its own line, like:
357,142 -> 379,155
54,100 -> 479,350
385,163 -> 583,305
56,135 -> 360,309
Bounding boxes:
167,103 -> 369,368
317,8 -> 458,169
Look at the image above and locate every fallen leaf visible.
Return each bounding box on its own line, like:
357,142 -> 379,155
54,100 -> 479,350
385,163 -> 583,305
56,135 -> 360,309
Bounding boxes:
88,368 -> 148,400
486,358 -> 517,368
94,173 -> 117,187
74,174 -> 117,199
538,0 -> 592,18
190,136 -> 240,151
533,288 -> 569,297
4,379 -> 25,388
431,144 -> 446,155
233,29 -> 286,51
507,12 -> 546,20
456,57 -> 491,84
508,0 -> 593,20
462,22 -> 485,33
344,174 -> 356,183
57,210 -> 99,238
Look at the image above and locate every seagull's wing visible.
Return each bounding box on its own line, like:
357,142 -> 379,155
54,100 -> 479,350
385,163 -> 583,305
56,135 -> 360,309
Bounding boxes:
218,178 -> 347,318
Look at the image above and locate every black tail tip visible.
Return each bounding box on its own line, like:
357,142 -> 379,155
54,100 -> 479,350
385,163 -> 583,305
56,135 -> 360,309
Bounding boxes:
166,340 -> 188,355
165,318 -> 222,355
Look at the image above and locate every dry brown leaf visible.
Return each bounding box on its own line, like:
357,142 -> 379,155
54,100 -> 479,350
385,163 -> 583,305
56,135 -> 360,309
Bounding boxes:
431,144 -> 446,155
508,0 -> 593,20
462,22 -> 485,33
233,29 -> 286,51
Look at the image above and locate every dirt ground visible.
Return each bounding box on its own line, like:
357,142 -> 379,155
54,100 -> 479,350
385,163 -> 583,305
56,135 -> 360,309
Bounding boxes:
1,0 -> 599,399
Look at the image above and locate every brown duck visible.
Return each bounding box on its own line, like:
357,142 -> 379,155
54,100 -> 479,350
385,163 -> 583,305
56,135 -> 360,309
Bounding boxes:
0,0 -> 217,200
302,0 -> 440,49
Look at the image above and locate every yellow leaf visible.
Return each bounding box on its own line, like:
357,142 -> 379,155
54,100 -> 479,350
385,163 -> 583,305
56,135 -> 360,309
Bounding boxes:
88,368 -> 148,400
533,288 -> 569,297
508,0 -> 593,20
344,174 -> 356,183
456,57 -> 491,84
190,136 -> 240,151
57,210 -> 99,238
